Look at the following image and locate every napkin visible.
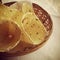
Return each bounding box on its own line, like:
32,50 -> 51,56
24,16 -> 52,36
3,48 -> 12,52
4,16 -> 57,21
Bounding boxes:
46,0 -> 60,16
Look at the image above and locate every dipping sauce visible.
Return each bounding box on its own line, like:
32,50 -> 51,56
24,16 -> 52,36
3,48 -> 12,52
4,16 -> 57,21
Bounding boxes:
0,20 -> 21,52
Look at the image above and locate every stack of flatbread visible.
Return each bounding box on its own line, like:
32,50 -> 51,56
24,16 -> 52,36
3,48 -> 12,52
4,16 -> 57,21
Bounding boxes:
0,1 -> 48,52
10,1 -> 48,44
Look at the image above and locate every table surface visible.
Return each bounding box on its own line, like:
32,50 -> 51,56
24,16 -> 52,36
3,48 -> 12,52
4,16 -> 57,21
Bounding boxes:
0,0 -> 60,60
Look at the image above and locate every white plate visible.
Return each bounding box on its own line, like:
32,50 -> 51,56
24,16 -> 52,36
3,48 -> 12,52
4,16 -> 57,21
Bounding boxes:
1,0 -> 60,60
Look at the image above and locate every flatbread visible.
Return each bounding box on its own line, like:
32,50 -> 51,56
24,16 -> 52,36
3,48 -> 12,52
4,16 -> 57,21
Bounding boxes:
22,1 -> 34,14
21,12 -> 47,44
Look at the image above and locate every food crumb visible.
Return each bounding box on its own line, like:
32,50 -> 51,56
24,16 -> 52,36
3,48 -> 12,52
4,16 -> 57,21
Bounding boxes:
36,32 -> 39,35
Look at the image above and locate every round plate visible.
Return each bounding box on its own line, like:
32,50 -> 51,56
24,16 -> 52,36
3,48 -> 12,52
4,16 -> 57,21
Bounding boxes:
0,1 -> 53,57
